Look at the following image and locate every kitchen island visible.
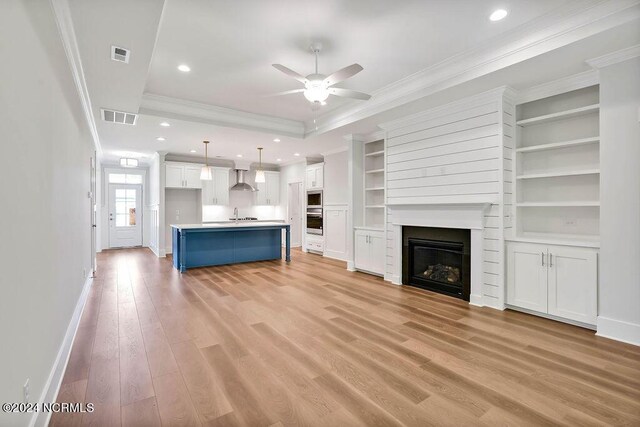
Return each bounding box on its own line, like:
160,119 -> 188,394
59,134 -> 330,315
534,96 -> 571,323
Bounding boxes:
171,222 -> 290,272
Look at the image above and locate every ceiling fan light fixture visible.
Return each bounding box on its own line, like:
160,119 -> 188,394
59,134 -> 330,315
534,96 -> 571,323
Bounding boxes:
303,80 -> 329,103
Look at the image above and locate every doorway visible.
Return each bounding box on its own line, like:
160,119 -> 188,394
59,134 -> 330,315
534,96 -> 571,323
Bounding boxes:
108,183 -> 143,248
287,182 -> 303,247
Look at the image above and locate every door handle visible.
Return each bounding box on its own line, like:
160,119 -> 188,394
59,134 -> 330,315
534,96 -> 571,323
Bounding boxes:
541,252 -> 545,266
549,253 -> 553,267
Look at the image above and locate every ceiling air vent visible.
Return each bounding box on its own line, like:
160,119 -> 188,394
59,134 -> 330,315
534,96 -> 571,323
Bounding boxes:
111,45 -> 130,63
101,109 -> 137,125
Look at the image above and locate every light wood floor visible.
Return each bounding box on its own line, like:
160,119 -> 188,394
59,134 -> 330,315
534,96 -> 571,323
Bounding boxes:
51,248 -> 640,426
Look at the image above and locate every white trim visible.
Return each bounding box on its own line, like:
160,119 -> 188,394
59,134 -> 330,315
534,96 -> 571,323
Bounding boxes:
506,305 -> 596,330
596,316 -> 640,346
469,294 -> 484,307
31,274 -> 93,427
320,146 -> 348,157
304,0 -> 640,137
140,93 -> 305,138
516,70 -> 599,104
586,44 -> 640,69
50,0 -> 102,156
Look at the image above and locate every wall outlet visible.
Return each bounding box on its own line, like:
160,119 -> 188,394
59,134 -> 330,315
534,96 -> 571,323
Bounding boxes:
23,379 -> 30,403
564,218 -> 577,227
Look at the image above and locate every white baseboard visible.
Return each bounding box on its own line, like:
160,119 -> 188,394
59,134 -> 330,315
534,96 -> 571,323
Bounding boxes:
384,274 -> 401,285
323,250 -> 347,262
469,294 -> 484,307
346,261 -> 355,271
31,274 -> 94,427
596,316 -> 640,346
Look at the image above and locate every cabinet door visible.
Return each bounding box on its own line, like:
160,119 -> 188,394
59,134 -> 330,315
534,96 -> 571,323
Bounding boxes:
547,246 -> 597,324
354,231 -> 370,271
213,168 -> 229,205
506,242 -> 547,313
306,168 -> 317,189
254,180 -> 267,205
266,172 -> 279,205
201,179 -> 214,206
324,208 -> 346,258
315,165 -> 323,188
165,164 -> 184,188
368,231 -> 385,275
184,165 -> 202,189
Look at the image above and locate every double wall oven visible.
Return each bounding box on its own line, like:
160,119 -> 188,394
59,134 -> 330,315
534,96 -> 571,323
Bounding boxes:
306,190 -> 323,235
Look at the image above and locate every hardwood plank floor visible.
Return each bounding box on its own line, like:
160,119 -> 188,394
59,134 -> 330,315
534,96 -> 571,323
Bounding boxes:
51,247 -> 640,426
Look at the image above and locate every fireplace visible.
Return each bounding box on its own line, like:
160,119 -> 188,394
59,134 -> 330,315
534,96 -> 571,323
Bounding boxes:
402,226 -> 470,301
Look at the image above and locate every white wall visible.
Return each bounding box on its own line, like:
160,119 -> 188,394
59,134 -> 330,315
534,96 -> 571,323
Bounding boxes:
323,150 -> 350,260
323,150 -> 349,205
597,57 -> 640,345
165,189 -> 201,253
0,1 -> 95,425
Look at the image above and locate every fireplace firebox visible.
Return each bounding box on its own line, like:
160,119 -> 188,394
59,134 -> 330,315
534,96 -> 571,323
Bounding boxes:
402,227 -> 470,301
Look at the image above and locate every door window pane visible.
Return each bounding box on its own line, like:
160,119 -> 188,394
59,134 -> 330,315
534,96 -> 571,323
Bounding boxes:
114,188 -> 136,227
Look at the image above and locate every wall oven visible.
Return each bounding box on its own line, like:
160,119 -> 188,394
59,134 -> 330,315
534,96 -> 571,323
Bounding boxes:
307,190 -> 322,208
306,208 -> 323,235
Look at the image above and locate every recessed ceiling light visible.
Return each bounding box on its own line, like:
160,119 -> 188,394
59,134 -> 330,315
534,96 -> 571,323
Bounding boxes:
273,138 -> 280,142
276,158 -> 282,162
190,150 -> 196,153
156,137 -> 166,141
160,121 -> 170,127
489,9 -> 508,21
236,154 -> 243,158
178,64 -> 191,72
294,153 -> 300,157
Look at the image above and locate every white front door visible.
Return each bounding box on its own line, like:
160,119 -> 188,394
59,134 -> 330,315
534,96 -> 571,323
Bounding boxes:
288,182 -> 303,246
109,183 -> 142,248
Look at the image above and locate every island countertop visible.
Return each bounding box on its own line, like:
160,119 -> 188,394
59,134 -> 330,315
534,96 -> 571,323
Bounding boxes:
170,221 -> 288,230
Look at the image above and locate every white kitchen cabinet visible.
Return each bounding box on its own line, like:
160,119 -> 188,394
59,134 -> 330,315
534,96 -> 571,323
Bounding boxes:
201,167 -> 230,206
506,241 -> 597,325
165,162 -> 203,189
324,206 -> 348,260
306,234 -> 324,253
354,229 -> 385,275
306,163 -> 324,190
255,171 -> 279,206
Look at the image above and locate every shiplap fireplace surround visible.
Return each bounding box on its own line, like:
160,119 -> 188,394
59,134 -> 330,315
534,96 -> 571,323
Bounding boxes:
389,203 -> 489,306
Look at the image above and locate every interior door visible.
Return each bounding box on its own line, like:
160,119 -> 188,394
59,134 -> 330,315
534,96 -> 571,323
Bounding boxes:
507,242 -> 548,312
109,183 -> 143,248
547,246 -> 598,324
90,155 -> 97,276
287,182 -> 303,246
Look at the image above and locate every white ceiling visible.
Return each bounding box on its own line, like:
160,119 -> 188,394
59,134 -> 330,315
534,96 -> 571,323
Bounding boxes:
67,0 -> 640,165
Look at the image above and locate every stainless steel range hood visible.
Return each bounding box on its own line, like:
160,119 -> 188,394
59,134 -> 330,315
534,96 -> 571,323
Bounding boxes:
230,161 -> 257,191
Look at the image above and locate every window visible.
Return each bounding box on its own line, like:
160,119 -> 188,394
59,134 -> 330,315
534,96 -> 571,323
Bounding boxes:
115,188 -> 137,226
108,173 -> 142,184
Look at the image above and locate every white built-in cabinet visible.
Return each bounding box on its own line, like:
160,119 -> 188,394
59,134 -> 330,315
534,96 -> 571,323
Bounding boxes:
507,241 -> 597,325
306,163 -> 324,190
255,171 -> 280,206
323,206 -> 348,260
201,167 -> 230,206
354,229 -> 385,276
165,162 -> 202,189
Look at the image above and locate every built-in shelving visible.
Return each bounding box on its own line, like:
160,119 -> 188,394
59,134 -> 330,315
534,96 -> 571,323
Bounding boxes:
513,85 -> 600,247
365,187 -> 385,191
365,168 -> 384,174
516,137 -> 599,153
363,139 -> 385,228
516,169 -> 600,180
365,150 -> 384,157
365,205 -> 385,208
516,103 -> 599,126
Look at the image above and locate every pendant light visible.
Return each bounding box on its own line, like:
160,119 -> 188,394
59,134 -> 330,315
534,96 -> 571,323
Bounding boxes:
200,140 -> 212,180
255,147 -> 265,183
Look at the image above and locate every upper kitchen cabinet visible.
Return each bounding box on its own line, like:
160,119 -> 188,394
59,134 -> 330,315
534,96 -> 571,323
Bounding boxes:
255,171 -> 280,206
165,161 -> 203,189
202,167 -> 230,206
306,163 -> 324,190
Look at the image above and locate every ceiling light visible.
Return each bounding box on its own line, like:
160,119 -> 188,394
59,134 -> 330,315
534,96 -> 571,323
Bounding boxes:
178,64 -> 191,72
156,137 -> 166,141
200,140 -> 212,181
304,79 -> 329,103
276,158 -> 282,162
273,138 -> 280,142
160,122 -> 170,127
120,158 -> 138,168
236,154 -> 243,158
489,9 -> 508,21
255,147 -> 265,183
294,153 -> 300,157
190,150 -> 196,153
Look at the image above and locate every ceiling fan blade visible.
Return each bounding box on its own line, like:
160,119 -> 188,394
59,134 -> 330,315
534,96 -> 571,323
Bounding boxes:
262,88 -> 305,97
272,64 -> 307,84
323,63 -> 363,86
329,87 -> 371,100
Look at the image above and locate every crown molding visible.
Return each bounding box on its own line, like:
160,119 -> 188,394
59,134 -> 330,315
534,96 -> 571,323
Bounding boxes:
50,0 -> 102,156
139,93 -> 305,138
586,44 -> 640,68
305,0 -> 640,137
320,146 -> 348,157
515,70 -> 599,104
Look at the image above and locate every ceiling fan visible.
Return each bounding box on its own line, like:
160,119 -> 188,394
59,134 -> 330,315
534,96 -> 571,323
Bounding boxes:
268,43 -> 371,110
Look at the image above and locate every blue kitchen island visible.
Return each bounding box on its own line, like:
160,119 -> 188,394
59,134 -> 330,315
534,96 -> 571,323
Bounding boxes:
171,222 -> 290,272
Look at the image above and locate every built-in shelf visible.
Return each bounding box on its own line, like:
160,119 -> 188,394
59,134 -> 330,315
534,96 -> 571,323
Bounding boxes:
365,168 -> 384,174
516,169 -> 600,180
507,233 -> 600,248
354,226 -> 384,231
516,201 -> 600,207
365,187 -> 385,191
516,136 -> 599,153
365,205 -> 385,208
365,150 -> 385,157
516,104 -> 599,127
